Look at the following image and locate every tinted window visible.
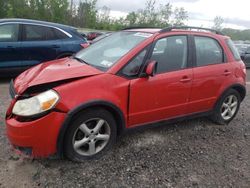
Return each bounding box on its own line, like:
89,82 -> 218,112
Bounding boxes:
0,24 -> 19,42
122,49 -> 147,77
195,36 -> 223,66
150,36 -> 188,74
53,28 -> 68,39
226,39 -> 241,61
23,24 -> 67,41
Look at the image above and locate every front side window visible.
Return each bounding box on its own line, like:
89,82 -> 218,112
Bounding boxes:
0,24 -> 19,42
195,36 -> 223,66
150,35 -> 188,74
75,31 -> 152,70
122,48 -> 148,77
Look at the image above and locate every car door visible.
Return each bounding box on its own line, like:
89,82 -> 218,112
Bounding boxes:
20,24 -> 61,67
127,35 -> 193,127
0,23 -> 22,69
187,35 -> 229,114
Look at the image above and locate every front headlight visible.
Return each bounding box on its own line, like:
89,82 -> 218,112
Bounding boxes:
12,90 -> 60,117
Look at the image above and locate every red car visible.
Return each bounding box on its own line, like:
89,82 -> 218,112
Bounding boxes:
6,26 -> 246,162
87,32 -> 103,41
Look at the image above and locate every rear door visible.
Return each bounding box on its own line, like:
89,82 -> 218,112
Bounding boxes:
187,35 -> 230,113
0,23 -> 22,69
20,24 -> 64,67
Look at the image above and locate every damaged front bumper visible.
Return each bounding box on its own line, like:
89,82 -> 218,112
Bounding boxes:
6,111 -> 66,158
6,80 -> 67,158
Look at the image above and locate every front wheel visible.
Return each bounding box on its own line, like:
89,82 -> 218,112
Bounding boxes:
210,89 -> 241,125
64,108 -> 117,162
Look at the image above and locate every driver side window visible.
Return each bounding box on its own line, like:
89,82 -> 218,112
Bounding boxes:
150,35 -> 188,74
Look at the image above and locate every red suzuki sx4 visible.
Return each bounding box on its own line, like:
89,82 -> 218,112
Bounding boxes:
5,27 -> 246,162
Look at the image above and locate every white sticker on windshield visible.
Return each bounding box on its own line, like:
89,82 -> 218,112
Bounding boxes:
100,60 -> 113,67
134,32 -> 153,38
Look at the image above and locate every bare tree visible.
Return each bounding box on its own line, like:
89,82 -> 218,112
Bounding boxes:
213,16 -> 224,30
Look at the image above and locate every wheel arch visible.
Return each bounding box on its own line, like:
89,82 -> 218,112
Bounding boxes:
215,83 -> 246,109
56,100 -> 126,158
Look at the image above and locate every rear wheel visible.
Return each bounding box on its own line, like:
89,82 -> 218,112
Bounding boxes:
64,108 -> 117,162
210,89 -> 241,125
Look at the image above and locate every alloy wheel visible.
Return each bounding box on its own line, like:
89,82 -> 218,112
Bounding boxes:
220,95 -> 238,121
72,118 -> 111,156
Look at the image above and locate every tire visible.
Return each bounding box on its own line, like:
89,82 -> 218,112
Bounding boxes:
210,89 -> 241,125
64,108 -> 117,162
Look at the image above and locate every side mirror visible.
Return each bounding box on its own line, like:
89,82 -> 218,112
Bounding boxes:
146,60 -> 157,77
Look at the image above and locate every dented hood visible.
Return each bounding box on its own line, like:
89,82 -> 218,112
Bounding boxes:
14,58 -> 103,94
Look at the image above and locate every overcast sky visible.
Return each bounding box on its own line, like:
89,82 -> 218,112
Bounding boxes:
95,0 -> 250,29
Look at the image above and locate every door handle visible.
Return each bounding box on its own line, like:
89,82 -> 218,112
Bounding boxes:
180,76 -> 191,83
223,70 -> 231,76
7,46 -> 15,49
51,45 -> 60,48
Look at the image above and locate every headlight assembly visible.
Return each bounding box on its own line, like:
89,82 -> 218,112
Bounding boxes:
12,90 -> 59,117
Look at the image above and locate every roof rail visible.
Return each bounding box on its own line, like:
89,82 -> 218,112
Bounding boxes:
160,26 -> 224,35
122,26 -> 160,30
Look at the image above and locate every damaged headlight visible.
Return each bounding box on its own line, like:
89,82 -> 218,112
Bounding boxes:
12,90 -> 60,117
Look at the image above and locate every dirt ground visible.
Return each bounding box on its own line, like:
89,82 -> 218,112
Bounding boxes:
0,70 -> 249,188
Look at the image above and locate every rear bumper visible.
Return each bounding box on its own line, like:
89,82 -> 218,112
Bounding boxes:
6,111 -> 66,158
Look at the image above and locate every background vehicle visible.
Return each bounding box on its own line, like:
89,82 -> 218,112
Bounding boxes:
89,32 -> 113,44
238,46 -> 250,68
87,31 -> 103,41
6,27 -> 246,162
0,18 -> 88,77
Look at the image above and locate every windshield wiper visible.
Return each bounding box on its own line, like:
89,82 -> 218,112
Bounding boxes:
72,56 -> 90,65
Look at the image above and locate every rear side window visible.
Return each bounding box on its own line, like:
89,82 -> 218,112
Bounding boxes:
226,39 -> 241,61
0,24 -> 19,42
53,28 -> 68,39
23,24 -> 68,41
194,36 -> 223,67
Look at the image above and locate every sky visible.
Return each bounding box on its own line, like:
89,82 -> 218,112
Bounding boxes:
95,0 -> 250,30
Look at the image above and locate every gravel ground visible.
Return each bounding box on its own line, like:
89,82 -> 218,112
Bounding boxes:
0,70 -> 250,188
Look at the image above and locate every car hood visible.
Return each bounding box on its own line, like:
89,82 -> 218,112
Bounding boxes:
14,58 -> 103,94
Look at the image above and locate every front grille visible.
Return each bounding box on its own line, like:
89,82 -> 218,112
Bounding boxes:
9,79 -> 16,99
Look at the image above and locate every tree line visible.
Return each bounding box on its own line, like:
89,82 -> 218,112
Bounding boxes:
1,0 -> 250,40
0,0 -> 188,31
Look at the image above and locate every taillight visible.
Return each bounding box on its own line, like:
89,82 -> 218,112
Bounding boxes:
80,43 -> 90,48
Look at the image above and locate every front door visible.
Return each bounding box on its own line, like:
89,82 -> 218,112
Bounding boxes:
0,24 -> 22,70
128,35 -> 193,127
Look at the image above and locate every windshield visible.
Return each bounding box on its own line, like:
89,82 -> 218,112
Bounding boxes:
75,31 -> 152,70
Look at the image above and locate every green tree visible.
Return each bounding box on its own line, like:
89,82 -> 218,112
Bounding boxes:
0,0 -> 8,18
124,0 -> 188,28
77,0 -> 97,28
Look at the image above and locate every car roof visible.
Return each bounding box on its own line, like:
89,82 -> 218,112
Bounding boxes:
124,28 -> 161,33
123,27 -> 229,39
0,18 -> 77,30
